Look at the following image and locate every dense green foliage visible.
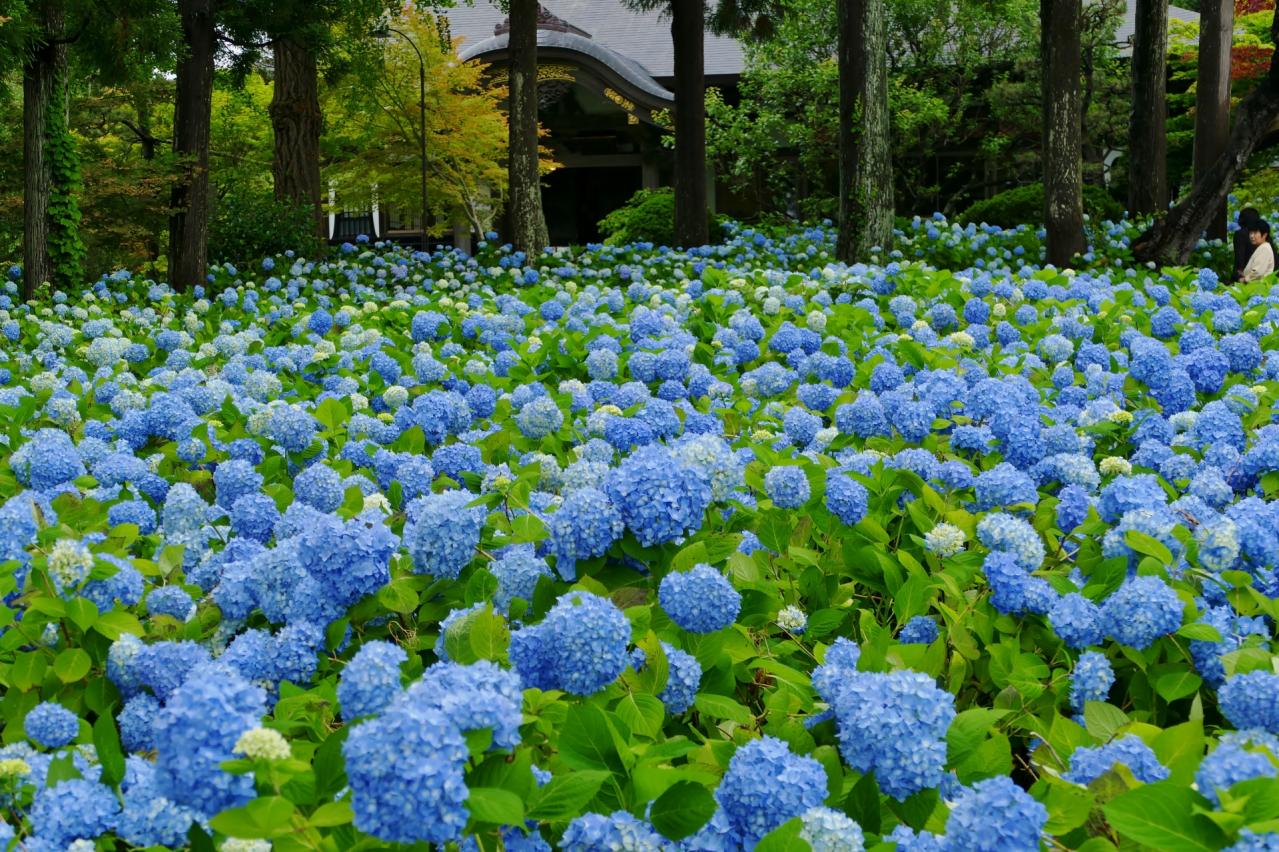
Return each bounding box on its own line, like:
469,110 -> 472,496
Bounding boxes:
957,182 -> 1127,228
598,188 -> 721,247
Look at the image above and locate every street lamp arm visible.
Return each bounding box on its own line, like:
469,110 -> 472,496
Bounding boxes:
375,23 -> 430,246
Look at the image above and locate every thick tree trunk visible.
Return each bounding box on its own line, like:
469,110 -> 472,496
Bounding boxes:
1133,16 -> 1279,265
21,0 -> 63,301
168,0 -> 215,292
1129,0 -> 1168,215
508,0 -> 548,255
1194,0 -> 1233,240
270,38 -> 324,241
1041,0 -> 1087,266
836,0 -> 893,263
672,0 -> 708,247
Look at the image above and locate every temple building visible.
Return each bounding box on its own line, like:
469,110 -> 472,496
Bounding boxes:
328,1 -> 745,248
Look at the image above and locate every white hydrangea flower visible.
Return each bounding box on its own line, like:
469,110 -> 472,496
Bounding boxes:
924,523 -> 967,557
1099,456 -> 1133,477
234,727 -> 292,761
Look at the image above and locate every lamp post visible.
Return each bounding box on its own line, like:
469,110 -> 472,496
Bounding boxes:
374,25 -> 428,247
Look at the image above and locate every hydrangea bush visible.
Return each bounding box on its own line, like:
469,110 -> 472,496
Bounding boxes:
0,216 -> 1278,849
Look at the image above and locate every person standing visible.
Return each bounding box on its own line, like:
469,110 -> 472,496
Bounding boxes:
1234,207 -> 1262,281
1240,219 -> 1275,282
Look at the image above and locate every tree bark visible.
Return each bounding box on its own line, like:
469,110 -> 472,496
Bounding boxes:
836,0 -> 893,263
508,0 -> 548,255
168,0 -> 215,292
1194,0 -> 1233,240
1129,0 -> 1168,215
270,37 -> 325,240
1133,16 -> 1279,265
22,0 -> 64,301
1041,0 -> 1087,266
672,0 -> 709,247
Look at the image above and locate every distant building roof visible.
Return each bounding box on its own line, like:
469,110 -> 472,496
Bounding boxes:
443,1 -> 746,80
1115,3 -> 1199,57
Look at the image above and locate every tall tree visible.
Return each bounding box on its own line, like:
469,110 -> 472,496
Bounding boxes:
670,0 -> 707,247
835,0 -> 892,262
1040,0 -> 1086,266
168,0 -> 215,291
21,0 -> 64,298
506,0 -> 547,254
270,36 -> 323,239
1134,14 -> 1279,265
1128,0 -> 1167,215
1193,0 -> 1233,240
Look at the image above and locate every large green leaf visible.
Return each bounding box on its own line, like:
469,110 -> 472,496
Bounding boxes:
467,787 -> 525,826
650,781 -> 716,840
1103,782 -> 1227,851
526,770 -> 612,820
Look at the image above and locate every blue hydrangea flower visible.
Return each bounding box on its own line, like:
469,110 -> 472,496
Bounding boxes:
152,661 -> 266,817
116,756 -> 202,847
146,585 -> 196,622
659,563 -> 741,633
29,778 -> 121,848
546,486 -> 624,576
1063,735 -> 1169,785
402,661 -> 524,750
603,444 -> 712,546
799,806 -> 865,852
658,642 -> 702,714
765,465 -> 810,508
899,616 -> 939,644
1196,730 -> 1279,806
404,490 -> 485,579
561,811 -> 665,851
24,701 -> 79,749
342,690 -> 470,844
943,776 -> 1047,851
825,471 -> 869,525
1100,575 -> 1183,650
1049,593 -> 1103,649
490,544 -> 552,611
1070,651 -> 1114,713
1221,671 -> 1279,734
715,736 -> 827,844
510,591 -> 629,695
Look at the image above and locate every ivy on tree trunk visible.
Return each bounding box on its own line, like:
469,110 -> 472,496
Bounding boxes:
672,0 -> 709,248
168,0 -> 215,293
836,0 -> 893,263
1128,0 -> 1168,216
508,0 -> 548,255
22,0 -> 63,301
271,37 -> 325,241
1040,0 -> 1087,267
46,68 -> 85,291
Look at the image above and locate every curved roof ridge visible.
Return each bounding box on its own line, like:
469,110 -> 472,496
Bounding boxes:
460,29 -> 675,105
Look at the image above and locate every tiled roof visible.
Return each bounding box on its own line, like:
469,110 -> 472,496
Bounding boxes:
1114,3 -> 1200,57
442,2 -> 746,79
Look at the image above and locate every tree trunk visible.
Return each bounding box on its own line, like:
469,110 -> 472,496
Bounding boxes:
1129,0 -> 1168,215
1194,0 -> 1233,240
1133,16 -> 1279,265
22,0 -> 63,301
270,37 -> 324,240
836,0 -> 893,263
672,0 -> 708,247
508,0 -> 548,255
1041,0 -> 1087,266
168,0 -> 215,292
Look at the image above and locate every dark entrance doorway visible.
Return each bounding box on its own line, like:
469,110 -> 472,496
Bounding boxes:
542,165 -> 642,246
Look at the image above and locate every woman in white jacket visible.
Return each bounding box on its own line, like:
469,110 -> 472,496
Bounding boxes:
1241,219 -> 1275,282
